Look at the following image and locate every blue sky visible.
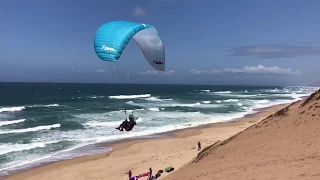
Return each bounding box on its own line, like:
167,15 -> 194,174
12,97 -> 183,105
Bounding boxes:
0,0 -> 319,85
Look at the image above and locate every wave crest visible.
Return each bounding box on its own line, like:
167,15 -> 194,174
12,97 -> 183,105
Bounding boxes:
0,141 -> 58,156
0,106 -> 25,113
214,91 -> 231,94
0,124 -> 61,135
0,119 -> 26,127
109,94 -> 151,99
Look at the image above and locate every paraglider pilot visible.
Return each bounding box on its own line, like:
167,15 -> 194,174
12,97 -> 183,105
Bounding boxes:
116,112 -> 137,131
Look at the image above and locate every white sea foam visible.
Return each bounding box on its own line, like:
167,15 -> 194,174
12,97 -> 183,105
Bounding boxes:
251,100 -> 293,109
148,108 -> 160,111
0,141 -> 58,156
237,103 -> 243,106
126,101 -> 222,108
271,93 -> 310,100
224,99 -> 239,102
84,121 -> 121,127
266,89 -> 280,92
169,102 -> 202,107
201,101 -> 211,104
0,106 -> 25,113
89,96 -> 104,99
145,97 -> 163,102
28,104 -> 59,108
144,97 -> 172,102
253,100 -> 270,104
213,91 -> 231,94
216,94 -> 258,98
0,119 -> 25,127
0,124 -> 61,135
109,94 -> 151,99
0,104 -> 60,113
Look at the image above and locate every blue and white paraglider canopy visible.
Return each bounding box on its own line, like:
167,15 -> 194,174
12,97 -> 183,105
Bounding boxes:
94,21 -> 165,72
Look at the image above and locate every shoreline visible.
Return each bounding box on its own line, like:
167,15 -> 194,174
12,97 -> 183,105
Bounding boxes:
0,103 -> 276,178
1,100 -> 298,180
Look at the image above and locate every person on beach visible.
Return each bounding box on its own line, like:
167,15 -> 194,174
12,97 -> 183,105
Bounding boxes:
198,141 -> 201,151
149,167 -> 152,179
128,170 -> 132,179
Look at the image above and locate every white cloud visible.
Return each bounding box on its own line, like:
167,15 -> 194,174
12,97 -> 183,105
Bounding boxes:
77,69 -> 107,73
190,65 -> 300,76
225,65 -> 300,75
140,70 -> 159,75
189,69 -> 223,75
230,44 -> 320,58
133,6 -> 146,16
140,69 -> 175,75
94,69 -> 107,73
164,70 -> 175,75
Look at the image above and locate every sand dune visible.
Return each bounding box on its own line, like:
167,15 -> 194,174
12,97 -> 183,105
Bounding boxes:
164,89 -> 320,180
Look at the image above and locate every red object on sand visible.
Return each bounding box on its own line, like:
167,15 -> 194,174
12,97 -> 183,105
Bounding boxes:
138,172 -> 149,177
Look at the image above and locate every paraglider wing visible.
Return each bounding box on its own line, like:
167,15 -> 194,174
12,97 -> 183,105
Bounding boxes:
132,26 -> 165,71
94,21 -> 165,71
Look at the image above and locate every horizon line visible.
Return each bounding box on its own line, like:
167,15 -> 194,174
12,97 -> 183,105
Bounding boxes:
0,81 -> 319,87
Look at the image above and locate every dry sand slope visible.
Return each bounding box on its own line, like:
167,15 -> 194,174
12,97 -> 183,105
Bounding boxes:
164,89 -> 320,180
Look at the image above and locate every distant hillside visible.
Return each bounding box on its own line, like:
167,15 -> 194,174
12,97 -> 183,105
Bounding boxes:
164,89 -> 320,180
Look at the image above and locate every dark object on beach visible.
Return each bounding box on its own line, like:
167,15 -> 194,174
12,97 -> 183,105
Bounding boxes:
151,169 -> 164,179
155,172 -> 161,179
149,167 -> 152,178
157,173 -> 162,178
198,141 -> 201,151
165,166 -> 174,173
128,170 -> 132,178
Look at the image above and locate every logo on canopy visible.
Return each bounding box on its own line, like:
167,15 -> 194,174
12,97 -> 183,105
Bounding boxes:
101,45 -> 116,52
153,61 -> 163,65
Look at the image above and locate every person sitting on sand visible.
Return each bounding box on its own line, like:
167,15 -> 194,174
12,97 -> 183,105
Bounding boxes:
116,113 -> 137,131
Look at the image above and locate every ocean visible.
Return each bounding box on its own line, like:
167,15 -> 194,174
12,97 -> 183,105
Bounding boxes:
0,83 -> 318,177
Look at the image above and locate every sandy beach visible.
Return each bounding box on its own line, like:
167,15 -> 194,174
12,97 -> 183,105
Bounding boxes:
2,102 -> 290,180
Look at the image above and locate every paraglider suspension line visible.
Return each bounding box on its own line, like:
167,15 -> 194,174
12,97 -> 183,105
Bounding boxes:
110,64 -> 118,83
